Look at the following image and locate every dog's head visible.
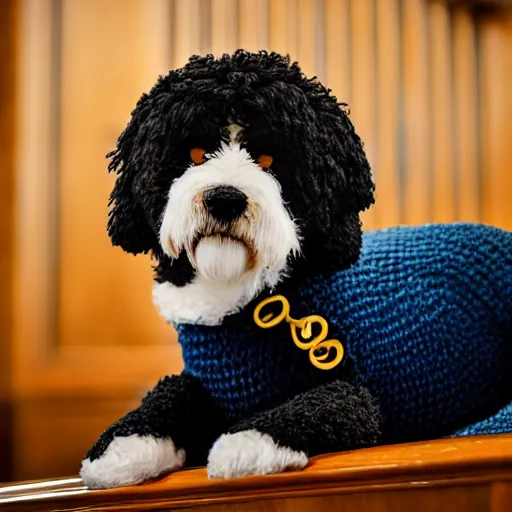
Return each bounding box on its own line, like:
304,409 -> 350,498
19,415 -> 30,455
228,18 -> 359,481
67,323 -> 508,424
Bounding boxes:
107,51 -> 374,325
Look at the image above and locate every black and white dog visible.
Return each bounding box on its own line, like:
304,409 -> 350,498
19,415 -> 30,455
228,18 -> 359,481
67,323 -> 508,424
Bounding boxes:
80,51 -> 380,489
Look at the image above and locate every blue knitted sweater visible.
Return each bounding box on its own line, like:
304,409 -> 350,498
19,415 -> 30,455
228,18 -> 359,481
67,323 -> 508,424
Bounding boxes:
175,224 -> 512,443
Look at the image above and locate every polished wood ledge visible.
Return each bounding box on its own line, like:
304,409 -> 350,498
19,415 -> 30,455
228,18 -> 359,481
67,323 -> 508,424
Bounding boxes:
1,435 -> 512,512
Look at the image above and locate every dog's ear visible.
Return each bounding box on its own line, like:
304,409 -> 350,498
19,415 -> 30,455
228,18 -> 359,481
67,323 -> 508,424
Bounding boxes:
328,107 -> 375,214
290,103 -> 375,277
106,94 -> 157,255
311,103 -> 375,214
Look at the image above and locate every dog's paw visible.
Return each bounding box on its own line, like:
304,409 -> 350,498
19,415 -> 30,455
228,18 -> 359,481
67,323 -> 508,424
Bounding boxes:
207,429 -> 308,479
80,434 -> 185,489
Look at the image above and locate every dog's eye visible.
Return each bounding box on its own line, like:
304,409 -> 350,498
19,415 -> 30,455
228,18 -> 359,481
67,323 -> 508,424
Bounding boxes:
257,155 -> 273,169
190,148 -> 207,165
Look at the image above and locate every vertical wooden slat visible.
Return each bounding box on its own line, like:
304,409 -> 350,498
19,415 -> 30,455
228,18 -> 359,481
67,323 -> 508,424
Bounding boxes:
374,0 -> 401,228
269,0 -> 300,61
144,0 -> 172,74
173,0 -> 202,67
324,0 -> 350,102
491,482 -> 512,512
296,0 -> 318,76
260,0 -> 270,51
286,0 -> 299,60
239,0 -> 269,51
210,0 -> 238,56
58,0 -> 173,349
198,0 -> 212,55
269,0 -> 289,55
402,0 -> 431,225
429,0 -> 456,223
0,0 -> 17,394
238,0 -> 258,52
315,0 -> 325,81
452,6 -> 480,223
349,0 -> 377,229
0,0 -> 17,482
479,10 -> 512,230
14,0 -> 56,390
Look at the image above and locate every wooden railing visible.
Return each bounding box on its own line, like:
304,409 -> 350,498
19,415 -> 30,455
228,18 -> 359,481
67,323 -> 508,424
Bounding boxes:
1,435 -> 512,512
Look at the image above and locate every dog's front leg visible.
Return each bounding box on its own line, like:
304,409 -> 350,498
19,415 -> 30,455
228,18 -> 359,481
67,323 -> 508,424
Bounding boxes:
207,380 -> 381,479
80,373 -> 225,489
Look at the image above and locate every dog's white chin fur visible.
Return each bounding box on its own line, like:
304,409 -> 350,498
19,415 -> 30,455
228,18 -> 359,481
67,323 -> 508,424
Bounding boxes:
194,237 -> 248,284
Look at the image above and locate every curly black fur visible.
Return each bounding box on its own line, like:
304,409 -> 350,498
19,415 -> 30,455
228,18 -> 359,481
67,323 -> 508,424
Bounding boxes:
86,375 -> 380,468
229,380 -> 381,456
107,50 -> 374,283
86,373 -> 227,467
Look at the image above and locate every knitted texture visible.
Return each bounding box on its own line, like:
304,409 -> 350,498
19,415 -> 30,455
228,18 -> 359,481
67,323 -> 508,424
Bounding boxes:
453,402 -> 512,436
175,223 -> 512,444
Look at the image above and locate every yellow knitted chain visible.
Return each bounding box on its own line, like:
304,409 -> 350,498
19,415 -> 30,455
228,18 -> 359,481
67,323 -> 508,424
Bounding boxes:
253,295 -> 344,370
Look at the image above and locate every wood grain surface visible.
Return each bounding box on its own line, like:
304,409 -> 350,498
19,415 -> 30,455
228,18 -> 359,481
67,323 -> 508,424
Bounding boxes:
0,0 -> 18,484
1,435 -> 512,511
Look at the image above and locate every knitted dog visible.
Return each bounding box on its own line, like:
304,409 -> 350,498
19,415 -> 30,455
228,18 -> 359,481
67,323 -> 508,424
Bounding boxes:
80,51 -> 512,489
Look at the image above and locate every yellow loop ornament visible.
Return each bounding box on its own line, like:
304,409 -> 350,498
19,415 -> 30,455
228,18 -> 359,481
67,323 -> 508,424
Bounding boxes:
253,295 -> 344,371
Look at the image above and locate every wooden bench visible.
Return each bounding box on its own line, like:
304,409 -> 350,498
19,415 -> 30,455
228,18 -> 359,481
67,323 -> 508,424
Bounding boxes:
1,435 -> 511,512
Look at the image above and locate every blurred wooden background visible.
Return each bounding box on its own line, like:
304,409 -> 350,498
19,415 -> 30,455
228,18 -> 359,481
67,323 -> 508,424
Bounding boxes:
0,0 -> 511,482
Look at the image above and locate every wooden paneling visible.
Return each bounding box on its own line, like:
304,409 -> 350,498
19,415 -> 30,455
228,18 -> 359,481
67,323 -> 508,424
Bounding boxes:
7,0 -> 512,483
252,0 -> 510,230
349,0 -> 377,229
13,0 -> 181,401
0,0 -> 17,483
324,0 -> 350,101
187,488 -> 490,512
58,0 -> 173,349
0,485 -> 498,512
453,6 -> 480,222
12,397 -> 139,480
210,0 -> 238,56
374,0 -> 401,228
1,436 -> 512,511
448,0 -> 512,5
13,0 -> 512,395
173,0 -> 202,67
429,1 -> 457,223
491,482 -> 512,512
479,9 -> 512,229
402,0 -> 432,225
0,0 -> 17,400
296,0 -> 321,77
269,0 -> 297,57
10,0 -> 184,482
239,0 -> 269,52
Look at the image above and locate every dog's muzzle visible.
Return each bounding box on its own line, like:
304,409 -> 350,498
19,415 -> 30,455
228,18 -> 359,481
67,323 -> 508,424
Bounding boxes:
203,185 -> 248,223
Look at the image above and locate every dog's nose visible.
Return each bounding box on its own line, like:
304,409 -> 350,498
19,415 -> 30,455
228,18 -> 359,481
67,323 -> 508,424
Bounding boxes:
203,186 -> 248,222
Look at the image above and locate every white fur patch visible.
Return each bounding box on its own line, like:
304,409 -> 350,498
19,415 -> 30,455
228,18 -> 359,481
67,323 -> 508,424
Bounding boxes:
207,429 -> 308,479
153,271 -> 274,326
155,132 -> 301,325
80,435 -> 185,489
195,236 -> 248,283
159,142 -> 299,268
